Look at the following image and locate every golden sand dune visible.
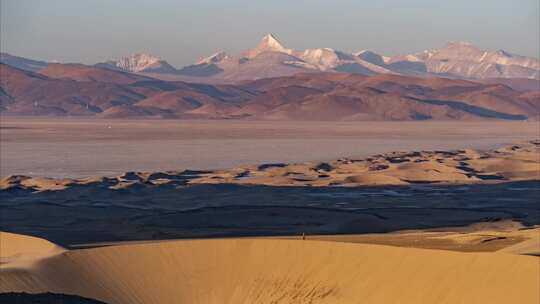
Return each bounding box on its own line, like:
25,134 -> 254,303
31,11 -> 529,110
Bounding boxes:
1,141 -> 539,191
1,232 -> 539,304
498,231 -> 540,256
193,141 -> 539,186
302,221 -> 540,254
0,232 -> 65,268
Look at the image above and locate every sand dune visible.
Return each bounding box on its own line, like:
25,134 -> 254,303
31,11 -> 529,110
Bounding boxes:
2,141 -> 538,246
0,232 -> 65,269
1,232 -> 539,304
2,141 -> 538,191
191,140 -> 539,186
498,229 -> 540,256
302,221 -> 540,253
1,142 -> 538,303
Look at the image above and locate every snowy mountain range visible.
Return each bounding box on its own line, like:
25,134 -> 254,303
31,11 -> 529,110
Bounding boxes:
2,34 -> 539,82
2,62 -> 537,120
95,53 -> 177,74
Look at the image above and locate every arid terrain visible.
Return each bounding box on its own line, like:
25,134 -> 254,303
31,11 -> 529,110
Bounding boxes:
2,62 -> 539,120
1,119 -> 539,303
1,222 -> 539,304
1,36 -> 539,304
1,118 -> 538,178
2,2 -> 539,303
1,140 -> 538,244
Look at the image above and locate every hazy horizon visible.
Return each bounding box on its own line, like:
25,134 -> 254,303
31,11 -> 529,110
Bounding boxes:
1,0 -> 539,67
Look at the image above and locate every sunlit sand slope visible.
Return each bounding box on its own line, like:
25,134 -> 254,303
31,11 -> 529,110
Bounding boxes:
0,232 -> 65,269
0,232 -> 63,258
3,141 -> 537,190
1,235 -> 538,304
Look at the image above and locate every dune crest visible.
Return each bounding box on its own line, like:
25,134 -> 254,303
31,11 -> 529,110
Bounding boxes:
192,141 -> 540,186
0,232 -> 65,269
1,233 -> 539,304
3,141 -> 537,191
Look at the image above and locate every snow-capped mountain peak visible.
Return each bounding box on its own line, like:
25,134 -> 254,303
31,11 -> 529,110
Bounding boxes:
260,34 -> 287,52
197,51 -> 229,65
100,36 -> 538,81
245,33 -> 292,58
300,48 -> 345,70
386,41 -> 539,78
97,53 -> 178,74
114,53 -> 163,72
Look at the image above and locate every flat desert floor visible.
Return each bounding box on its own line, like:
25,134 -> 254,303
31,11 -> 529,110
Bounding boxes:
1,118 -> 538,178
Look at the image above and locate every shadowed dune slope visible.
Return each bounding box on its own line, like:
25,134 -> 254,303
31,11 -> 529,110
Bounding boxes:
0,292 -> 107,304
3,141 -> 538,191
1,236 -> 539,304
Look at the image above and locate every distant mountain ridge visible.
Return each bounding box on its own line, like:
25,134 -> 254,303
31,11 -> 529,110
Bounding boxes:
2,34 -> 537,82
96,53 -> 178,74
1,62 -> 537,121
0,53 -> 48,72
387,41 -> 539,79
135,34 -> 540,81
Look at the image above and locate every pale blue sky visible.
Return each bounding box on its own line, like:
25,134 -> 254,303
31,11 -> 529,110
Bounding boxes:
1,0 -> 538,67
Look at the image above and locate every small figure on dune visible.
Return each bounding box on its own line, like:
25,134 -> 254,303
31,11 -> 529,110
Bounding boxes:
302,232 -> 306,240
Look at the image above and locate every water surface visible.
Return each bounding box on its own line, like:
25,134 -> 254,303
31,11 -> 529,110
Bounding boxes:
1,118 -> 537,178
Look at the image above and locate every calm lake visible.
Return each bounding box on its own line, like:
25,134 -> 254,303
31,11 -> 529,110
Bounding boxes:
1,118 -> 538,178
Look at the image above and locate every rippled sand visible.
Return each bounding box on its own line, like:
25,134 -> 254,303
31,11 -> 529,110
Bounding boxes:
1,229 -> 538,304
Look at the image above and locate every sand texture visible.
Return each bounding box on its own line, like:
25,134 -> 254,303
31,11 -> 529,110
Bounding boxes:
0,232 -> 65,269
3,141 -> 538,191
1,232 -> 539,304
1,140 -> 538,303
2,141 -> 538,245
299,220 -> 540,254
192,141 -> 540,186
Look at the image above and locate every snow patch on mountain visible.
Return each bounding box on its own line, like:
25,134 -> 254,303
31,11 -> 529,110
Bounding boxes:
197,51 -> 229,65
98,35 -> 540,81
114,53 -> 163,72
244,34 -> 293,58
